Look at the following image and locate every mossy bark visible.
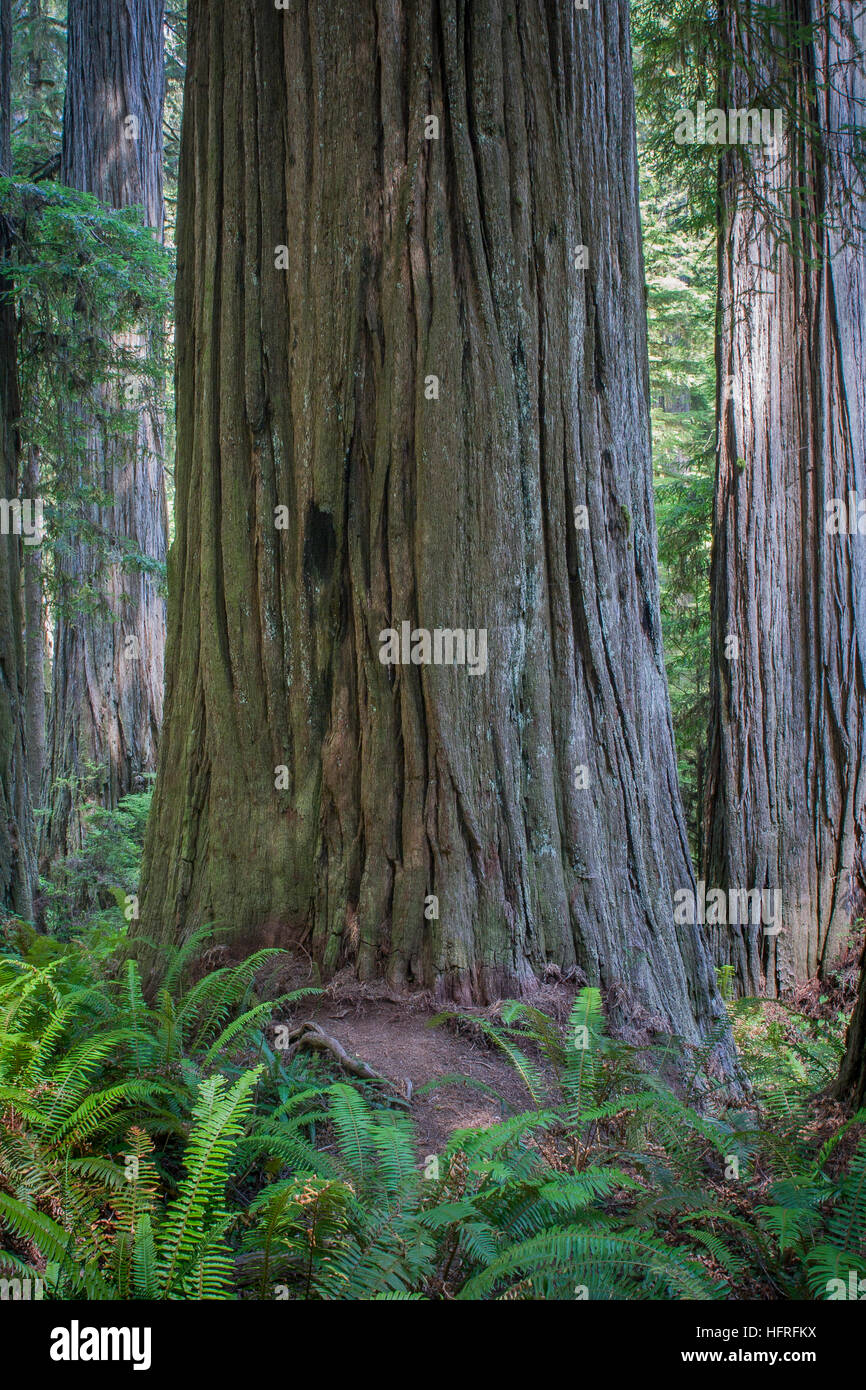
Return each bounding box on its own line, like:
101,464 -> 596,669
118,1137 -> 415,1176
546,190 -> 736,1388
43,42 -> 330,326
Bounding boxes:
138,0 -> 728,1047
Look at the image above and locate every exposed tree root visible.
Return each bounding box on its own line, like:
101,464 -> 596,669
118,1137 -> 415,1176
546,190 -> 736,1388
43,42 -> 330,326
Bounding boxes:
285,1020 -> 411,1106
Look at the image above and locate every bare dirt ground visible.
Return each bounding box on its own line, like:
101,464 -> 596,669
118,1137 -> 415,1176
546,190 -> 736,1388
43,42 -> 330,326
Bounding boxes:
270,963 -> 576,1154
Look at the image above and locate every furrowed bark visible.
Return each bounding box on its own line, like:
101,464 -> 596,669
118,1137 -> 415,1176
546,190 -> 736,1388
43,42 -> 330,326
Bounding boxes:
837,938 -> 866,1107
41,0 -> 168,864
23,447 -> 46,806
705,0 -> 866,996
137,0 -> 730,1053
0,0 -> 37,917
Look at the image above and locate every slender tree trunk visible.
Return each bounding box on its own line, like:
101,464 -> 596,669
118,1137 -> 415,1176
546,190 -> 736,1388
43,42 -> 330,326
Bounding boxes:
22,446 -> 46,805
837,939 -> 866,1107
27,0 -> 42,90
41,0 -> 167,864
19,3 -> 47,812
136,0 -> 730,1050
705,0 -> 866,996
0,0 -> 37,917
695,740 -> 705,873
19,24 -> 47,811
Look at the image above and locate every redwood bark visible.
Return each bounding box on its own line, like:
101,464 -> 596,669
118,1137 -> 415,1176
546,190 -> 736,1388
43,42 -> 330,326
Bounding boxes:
705,0 -> 866,996
838,938 -> 866,1107
0,0 -> 37,916
23,447 -> 46,805
137,0 -> 729,1048
41,0 -> 167,863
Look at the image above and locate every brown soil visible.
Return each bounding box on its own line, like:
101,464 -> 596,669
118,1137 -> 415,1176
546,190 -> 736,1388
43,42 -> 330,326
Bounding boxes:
271,963 -> 576,1155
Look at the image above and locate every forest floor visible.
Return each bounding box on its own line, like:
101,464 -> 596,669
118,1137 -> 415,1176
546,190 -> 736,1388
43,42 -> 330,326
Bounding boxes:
271,963 -> 573,1154
238,930 -> 864,1159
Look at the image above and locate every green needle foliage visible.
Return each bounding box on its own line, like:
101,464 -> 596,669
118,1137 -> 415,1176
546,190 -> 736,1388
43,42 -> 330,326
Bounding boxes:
635,5 -> 718,861
0,178 -> 172,616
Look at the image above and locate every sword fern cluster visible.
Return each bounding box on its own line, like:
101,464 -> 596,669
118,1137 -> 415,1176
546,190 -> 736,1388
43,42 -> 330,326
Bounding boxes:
0,922 -> 863,1300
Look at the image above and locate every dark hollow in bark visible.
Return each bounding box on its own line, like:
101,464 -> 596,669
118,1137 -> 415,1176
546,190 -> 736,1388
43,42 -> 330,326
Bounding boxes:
705,0 -> 866,997
137,0 -> 730,1052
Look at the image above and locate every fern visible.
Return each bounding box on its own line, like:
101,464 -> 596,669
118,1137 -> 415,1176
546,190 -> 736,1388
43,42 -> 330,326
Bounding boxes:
157,1068 -> 261,1298
3,868 -> 865,1303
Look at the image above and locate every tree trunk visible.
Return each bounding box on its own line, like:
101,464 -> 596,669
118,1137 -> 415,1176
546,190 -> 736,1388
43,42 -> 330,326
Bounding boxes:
22,447 -> 46,806
705,0 -> 866,997
0,0 -> 37,917
136,0 -> 729,1049
837,938 -> 866,1108
41,0 -> 167,864
19,4 -> 47,813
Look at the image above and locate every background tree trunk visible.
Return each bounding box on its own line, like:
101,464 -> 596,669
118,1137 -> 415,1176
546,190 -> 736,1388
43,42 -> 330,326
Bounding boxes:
837,940 -> 866,1108
0,0 -> 37,917
705,0 -> 866,996
23,446 -> 46,806
137,0 -> 729,1049
41,0 -> 167,864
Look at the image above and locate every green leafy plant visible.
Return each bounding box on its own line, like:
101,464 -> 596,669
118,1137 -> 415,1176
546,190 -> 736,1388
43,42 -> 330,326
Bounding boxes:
2,817 -> 864,1302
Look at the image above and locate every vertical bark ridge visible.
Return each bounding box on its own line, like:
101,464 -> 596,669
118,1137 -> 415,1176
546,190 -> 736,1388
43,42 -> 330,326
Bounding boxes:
42,0 -> 168,862
138,0 -> 729,1054
0,0 -> 37,915
706,1 -> 866,996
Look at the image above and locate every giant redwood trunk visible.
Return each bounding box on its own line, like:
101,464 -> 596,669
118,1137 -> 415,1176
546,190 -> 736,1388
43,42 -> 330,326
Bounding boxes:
705,0 -> 866,997
41,0 -> 167,861
137,0 -> 729,1045
0,0 -> 37,917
